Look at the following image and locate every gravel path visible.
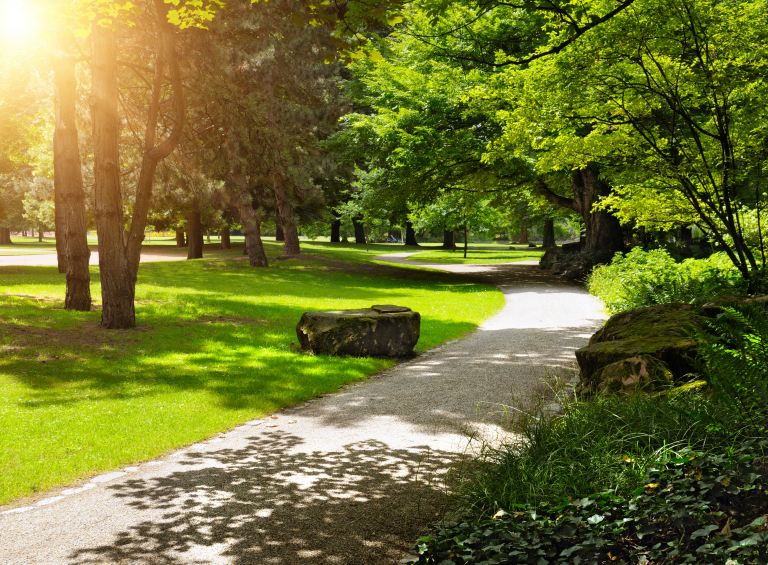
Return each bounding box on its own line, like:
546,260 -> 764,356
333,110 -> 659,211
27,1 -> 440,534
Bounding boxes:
0,253 -> 605,565
0,249 -> 188,267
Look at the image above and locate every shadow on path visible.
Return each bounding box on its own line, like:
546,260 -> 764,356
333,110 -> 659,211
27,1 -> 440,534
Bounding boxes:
68,432 -> 458,565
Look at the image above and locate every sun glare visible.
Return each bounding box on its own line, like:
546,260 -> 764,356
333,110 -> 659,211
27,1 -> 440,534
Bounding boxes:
0,0 -> 36,42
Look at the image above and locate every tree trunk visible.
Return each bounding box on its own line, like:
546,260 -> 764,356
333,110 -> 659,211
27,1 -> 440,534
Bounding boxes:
537,167 -> 624,255
38,225 -> 44,242
220,225 -> 231,249
54,49 -> 91,311
243,240 -> 249,255
0,228 -> 11,244
90,24 -> 135,329
239,204 -> 269,267
273,177 -> 300,256
542,218 -> 556,248
442,227 -> 453,249
353,216 -> 366,244
463,225 -> 468,258
275,224 -> 285,241
405,220 -> 419,246
330,218 -> 341,243
90,1 -> 184,329
452,229 -> 456,251
341,234 -> 349,243
175,228 -> 186,247
518,223 -> 529,244
187,210 -> 203,259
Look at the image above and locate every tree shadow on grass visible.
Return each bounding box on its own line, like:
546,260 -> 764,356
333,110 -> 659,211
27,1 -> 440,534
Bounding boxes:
67,431 -> 458,565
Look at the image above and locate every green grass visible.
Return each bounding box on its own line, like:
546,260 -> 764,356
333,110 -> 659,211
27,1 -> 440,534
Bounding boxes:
0,240 -> 503,504
406,248 -> 545,264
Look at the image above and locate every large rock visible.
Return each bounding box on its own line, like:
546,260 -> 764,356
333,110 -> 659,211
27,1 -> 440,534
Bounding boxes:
575,303 -> 707,395
296,305 -> 420,357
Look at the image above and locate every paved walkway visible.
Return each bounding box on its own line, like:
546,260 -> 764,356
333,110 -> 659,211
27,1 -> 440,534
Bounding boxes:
0,249 -> 188,267
0,253 -> 605,565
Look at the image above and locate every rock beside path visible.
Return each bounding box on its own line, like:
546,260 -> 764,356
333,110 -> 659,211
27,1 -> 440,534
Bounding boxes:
576,303 -> 706,395
296,304 -> 420,357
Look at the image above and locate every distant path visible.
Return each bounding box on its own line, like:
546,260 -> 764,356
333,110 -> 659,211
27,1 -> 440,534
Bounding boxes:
0,249 -> 188,267
0,254 -> 605,565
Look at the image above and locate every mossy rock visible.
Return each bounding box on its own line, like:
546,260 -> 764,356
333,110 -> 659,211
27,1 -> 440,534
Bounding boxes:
578,354 -> 674,397
576,303 -> 708,394
296,305 -> 420,357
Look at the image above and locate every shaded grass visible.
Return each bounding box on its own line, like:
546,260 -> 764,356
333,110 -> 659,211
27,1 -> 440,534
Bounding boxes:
454,392 -> 741,517
407,248 -> 544,264
0,241 -> 504,504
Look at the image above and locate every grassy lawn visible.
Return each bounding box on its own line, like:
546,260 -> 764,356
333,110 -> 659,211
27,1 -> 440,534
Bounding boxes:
406,248 -> 545,264
0,240 -> 503,505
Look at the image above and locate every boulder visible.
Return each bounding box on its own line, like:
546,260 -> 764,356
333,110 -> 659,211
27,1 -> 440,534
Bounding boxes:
296,305 -> 420,357
579,355 -> 673,396
575,303 -> 707,395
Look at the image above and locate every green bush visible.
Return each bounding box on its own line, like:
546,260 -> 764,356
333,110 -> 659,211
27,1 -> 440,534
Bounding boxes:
587,248 -> 743,314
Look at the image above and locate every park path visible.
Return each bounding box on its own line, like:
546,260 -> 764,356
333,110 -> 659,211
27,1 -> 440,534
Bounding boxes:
0,252 -> 605,565
0,249 -> 188,267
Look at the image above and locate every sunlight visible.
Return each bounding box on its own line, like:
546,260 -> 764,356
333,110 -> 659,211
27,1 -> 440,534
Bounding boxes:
0,0 -> 36,42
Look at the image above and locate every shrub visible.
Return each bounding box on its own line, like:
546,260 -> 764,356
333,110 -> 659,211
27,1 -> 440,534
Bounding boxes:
587,248 -> 743,314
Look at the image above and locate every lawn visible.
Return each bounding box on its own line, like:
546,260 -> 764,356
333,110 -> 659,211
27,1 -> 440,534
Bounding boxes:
0,240 -> 503,504
406,248 -> 545,264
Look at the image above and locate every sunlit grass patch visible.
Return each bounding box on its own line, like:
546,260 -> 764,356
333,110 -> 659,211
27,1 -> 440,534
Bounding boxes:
406,248 -> 544,264
0,241 -> 503,504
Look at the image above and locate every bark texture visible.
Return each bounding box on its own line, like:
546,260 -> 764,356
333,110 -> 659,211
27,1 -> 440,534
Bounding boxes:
0,228 -> 11,244
330,219 -> 341,243
275,225 -> 285,241
273,178 -> 300,255
353,216 -> 366,244
538,168 -> 624,254
54,51 -> 91,311
91,25 -> 135,328
405,220 -> 419,246
175,228 -> 186,247
542,218 -> 556,249
442,228 -> 453,249
240,204 -> 269,267
220,225 -> 231,249
90,1 -> 185,328
518,224 -> 529,244
187,210 -> 203,259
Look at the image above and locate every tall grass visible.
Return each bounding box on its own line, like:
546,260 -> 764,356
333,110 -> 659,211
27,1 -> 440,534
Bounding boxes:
453,392 -> 741,516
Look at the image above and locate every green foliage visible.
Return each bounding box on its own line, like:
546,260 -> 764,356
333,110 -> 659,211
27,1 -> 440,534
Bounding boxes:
417,442 -> 768,564
588,248 -> 743,314
697,304 -> 768,429
453,393 -> 736,514
407,249 -> 543,265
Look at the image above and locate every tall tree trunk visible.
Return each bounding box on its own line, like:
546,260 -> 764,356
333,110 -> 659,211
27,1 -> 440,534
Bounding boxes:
353,216 -> 366,244
91,24 -> 135,328
220,225 -> 231,249
542,218 -> 556,248
405,220 -> 419,246
275,223 -> 285,241
187,210 -> 203,259
0,228 -> 11,244
518,223 -> 529,244
38,225 -> 44,242
452,229 -> 456,251
239,204 -> 268,267
273,178 -> 300,255
537,167 -> 624,255
243,240 -> 249,255
330,218 -> 341,243
54,48 -> 91,311
463,224 -> 468,258
90,1 -> 184,329
442,227 -> 453,249
175,228 -> 186,247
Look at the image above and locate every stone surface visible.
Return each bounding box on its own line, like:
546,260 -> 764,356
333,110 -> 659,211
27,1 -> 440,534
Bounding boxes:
579,354 -> 673,396
575,303 -> 707,395
296,304 -> 420,357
